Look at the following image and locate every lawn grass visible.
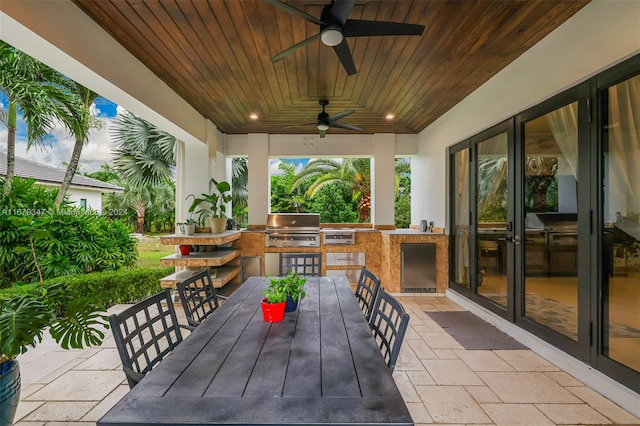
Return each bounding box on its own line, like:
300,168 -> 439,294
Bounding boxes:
135,233 -> 174,269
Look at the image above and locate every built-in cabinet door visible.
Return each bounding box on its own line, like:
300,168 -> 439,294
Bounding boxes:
515,82 -> 592,362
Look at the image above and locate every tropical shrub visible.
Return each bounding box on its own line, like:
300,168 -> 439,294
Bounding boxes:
0,267 -> 170,308
0,177 -> 138,288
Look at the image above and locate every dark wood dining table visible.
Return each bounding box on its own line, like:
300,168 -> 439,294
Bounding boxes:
98,275 -> 414,426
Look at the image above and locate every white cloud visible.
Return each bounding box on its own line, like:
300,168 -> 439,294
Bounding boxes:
10,114 -> 119,173
269,159 -> 283,175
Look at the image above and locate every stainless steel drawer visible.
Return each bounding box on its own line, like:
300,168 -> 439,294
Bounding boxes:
325,252 -> 365,266
325,269 -> 361,283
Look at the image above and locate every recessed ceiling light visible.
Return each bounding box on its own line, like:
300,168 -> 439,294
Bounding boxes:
249,113 -> 259,120
385,114 -> 395,120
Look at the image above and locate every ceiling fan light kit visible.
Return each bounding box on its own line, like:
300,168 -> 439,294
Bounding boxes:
320,27 -> 343,46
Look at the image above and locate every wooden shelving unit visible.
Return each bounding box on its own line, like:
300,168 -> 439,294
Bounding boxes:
159,231 -> 242,289
160,265 -> 241,289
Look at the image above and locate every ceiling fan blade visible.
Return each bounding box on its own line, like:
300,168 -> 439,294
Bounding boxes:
332,38 -> 356,75
329,0 -> 356,26
329,122 -> 363,132
343,19 -> 425,37
263,0 -> 324,26
271,33 -> 322,62
328,109 -> 355,122
319,129 -> 327,138
284,122 -> 316,129
294,109 -> 316,119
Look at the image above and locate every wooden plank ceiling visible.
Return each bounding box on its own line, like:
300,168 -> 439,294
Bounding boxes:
72,0 -> 589,136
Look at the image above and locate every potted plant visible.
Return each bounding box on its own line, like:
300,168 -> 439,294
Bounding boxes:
187,179 -> 232,234
0,217 -> 108,426
272,272 -> 307,312
261,279 -> 288,323
177,218 -> 197,235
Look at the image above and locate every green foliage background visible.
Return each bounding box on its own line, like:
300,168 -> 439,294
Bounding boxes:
0,177 -> 138,288
270,159 -> 411,226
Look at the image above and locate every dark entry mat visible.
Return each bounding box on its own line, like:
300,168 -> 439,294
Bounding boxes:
426,311 -> 527,350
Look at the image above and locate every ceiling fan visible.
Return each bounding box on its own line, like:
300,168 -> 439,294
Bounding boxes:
265,0 -> 425,75
286,99 -> 363,138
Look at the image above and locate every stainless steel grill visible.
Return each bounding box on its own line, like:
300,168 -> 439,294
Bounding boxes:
265,213 -> 321,248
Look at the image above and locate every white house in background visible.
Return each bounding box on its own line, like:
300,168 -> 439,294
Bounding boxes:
0,156 -> 123,212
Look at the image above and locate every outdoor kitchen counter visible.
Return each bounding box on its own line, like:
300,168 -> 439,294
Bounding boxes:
236,229 -> 449,293
380,229 -> 441,235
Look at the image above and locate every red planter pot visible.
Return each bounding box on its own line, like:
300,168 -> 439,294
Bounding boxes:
179,245 -> 191,256
261,298 -> 286,323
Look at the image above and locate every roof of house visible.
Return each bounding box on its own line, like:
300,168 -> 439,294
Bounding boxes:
0,156 -> 123,192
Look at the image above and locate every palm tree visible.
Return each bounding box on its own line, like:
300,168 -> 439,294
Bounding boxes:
104,182 -> 161,234
0,41 -> 80,194
54,83 -> 102,208
110,111 -> 176,186
289,158 -> 409,222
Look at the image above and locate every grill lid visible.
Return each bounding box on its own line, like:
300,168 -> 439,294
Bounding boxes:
266,213 -> 320,232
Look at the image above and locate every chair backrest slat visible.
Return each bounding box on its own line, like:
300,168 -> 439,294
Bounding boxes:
176,269 -> 220,327
109,289 -> 184,389
354,267 -> 381,321
279,253 -> 322,277
369,288 -> 410,373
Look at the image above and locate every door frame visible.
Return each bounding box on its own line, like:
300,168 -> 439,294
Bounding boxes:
469,119 -> 516,321
514,81 -> 592,362
592,53 -> 640,392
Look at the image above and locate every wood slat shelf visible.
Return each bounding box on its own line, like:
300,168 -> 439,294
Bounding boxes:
159,231 -> 241,245
160,265 -> 241,289
159,250 -> 240,267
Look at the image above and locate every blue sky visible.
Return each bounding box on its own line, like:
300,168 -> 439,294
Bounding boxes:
1,91 -> 314,176
0,94 -> 122,173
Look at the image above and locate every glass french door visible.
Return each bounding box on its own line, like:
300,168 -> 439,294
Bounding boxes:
597,57 -> 640,391
449,54 -> 640,392
473,121 -> 514,318
515,83 -> 592,360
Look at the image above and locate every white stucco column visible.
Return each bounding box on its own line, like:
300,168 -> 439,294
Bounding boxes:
247,134 -> 270,227
371,133 -> 396,228
177,140 -> 210,224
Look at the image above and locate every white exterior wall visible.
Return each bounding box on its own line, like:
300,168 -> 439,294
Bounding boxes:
64,187 -> 104,212
413,0 -> 640,230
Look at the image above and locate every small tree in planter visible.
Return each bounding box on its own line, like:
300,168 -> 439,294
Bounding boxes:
187,179 -> 232,233
0,216 -> 108,426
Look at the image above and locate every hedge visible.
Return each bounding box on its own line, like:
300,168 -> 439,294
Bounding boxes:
0,267 -> 173,309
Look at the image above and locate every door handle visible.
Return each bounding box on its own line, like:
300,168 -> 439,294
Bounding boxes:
506,235 -> 521,245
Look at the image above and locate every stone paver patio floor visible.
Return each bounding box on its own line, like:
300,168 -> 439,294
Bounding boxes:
12,295 -> 640,426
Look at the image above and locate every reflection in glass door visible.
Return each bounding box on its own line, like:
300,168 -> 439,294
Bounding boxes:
477,132 -> 509,307
522,102 -> 580,340
452,148 -> 470,288
601,73 -> 640,374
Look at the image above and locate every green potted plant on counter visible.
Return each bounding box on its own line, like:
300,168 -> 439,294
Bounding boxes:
177,218 -> 197,235
261,278 -> 288,323
274,272 -> 307,312
187,179 -> 232,234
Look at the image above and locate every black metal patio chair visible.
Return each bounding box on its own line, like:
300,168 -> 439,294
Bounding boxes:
109,289 -> 193,389
369,287 -> 410,373
279,252 -> 322,277
176,269 -> 221,327
354,266 -> 381,322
